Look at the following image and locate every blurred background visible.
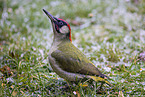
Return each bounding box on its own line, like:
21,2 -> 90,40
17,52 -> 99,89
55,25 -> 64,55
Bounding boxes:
0,0 -> 145,96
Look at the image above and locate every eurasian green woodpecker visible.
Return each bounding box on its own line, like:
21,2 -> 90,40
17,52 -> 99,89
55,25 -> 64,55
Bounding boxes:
43,9 -> 111,86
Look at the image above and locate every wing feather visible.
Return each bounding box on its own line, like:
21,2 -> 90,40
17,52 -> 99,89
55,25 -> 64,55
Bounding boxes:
51,42 -> 102,76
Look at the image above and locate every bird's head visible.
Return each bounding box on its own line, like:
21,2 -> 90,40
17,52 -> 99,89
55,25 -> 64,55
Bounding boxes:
43,9 -> 71,42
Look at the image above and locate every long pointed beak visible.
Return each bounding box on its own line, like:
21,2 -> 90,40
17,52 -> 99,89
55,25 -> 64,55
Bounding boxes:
43,9 -> 56,22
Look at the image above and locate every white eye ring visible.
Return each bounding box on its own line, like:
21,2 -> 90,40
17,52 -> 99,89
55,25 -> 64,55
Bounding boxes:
60,25 -> 69,34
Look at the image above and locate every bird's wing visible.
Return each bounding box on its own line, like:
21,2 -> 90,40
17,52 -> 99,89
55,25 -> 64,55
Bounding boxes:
49,54 -> 111,85
50,42 -> 102,76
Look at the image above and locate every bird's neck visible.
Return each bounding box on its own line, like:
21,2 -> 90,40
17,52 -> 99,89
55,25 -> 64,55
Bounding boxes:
48,37 -> 71,55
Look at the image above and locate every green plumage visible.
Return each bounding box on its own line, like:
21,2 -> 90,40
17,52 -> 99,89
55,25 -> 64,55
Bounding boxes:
43,9 -> 112,86
51,41 -> 101,76
48,40 -> 111,86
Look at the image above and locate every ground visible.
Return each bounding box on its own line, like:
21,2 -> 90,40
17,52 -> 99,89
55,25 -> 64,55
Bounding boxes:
0,0 -> 145,96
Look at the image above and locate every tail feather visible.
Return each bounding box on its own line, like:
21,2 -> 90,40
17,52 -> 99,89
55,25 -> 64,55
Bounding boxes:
89,76 -> 112,86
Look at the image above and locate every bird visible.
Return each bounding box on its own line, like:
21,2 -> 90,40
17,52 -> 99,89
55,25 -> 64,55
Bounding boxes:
42,9 -> 112,86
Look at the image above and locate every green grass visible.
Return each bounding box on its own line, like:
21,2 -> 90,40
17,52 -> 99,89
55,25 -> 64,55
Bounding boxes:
0,0 -> 145,96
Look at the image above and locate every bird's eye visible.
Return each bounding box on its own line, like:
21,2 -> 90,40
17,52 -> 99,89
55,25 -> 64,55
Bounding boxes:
59,22 -> 63,25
